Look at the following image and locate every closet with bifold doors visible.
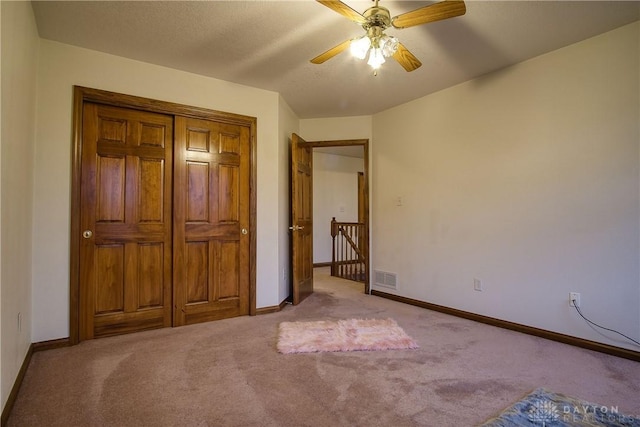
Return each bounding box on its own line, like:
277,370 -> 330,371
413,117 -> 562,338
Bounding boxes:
71,86 -> 256,342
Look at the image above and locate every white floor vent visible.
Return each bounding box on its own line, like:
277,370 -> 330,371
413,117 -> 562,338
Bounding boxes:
374,270 -> 397,289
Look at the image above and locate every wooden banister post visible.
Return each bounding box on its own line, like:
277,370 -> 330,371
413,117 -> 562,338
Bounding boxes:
331,217 -> 336,276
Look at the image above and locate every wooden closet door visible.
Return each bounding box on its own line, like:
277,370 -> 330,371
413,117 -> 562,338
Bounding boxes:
173,116 -> 250,325
79,103 -> 173,340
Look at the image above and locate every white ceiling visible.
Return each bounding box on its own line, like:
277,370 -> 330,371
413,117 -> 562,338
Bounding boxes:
31,1 -> 639,119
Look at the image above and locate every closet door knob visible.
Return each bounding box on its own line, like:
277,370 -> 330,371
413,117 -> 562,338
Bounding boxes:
82,230 -> 93,239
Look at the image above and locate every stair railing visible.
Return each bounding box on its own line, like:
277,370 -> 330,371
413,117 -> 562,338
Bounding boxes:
331,217 -> 366,282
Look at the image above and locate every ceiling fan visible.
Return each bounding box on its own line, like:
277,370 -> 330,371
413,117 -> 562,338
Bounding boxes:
311,0 -> 466,72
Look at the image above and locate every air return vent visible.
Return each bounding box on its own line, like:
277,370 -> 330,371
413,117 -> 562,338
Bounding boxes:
374,270 -> 397,289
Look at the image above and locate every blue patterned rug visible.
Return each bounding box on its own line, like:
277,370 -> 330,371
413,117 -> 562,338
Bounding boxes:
480,388 -> 640,426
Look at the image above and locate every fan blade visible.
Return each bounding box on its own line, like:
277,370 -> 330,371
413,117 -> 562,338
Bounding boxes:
392,0 -> 466,29
393,43 -> 422,72
310,39 -> 352,64
317,0 -> 367,24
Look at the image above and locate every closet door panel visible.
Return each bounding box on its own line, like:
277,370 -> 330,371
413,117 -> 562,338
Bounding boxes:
173,116 -> 250,326
79,103 -> 173,340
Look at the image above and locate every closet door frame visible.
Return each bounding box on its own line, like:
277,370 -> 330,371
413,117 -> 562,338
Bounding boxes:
69,86 -> 257,345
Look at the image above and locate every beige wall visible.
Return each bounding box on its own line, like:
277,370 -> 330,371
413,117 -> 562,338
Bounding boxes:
1,1 -> 39,409
372,22 -> 640,350
300,116 -> 372,142
31,40 -> 286,342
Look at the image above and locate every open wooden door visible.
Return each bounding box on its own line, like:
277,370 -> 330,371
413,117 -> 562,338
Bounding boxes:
290,133 -> 313,304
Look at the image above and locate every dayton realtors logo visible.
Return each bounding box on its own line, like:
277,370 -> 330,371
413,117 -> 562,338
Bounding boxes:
528,397 -> 639,425
528,399 -> 559,426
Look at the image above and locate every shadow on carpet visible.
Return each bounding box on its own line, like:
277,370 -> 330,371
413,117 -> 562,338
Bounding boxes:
480,388 -> 640,426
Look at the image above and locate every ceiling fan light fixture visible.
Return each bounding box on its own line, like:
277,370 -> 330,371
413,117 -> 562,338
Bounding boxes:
351,29 -> 397,70
367,47 -> 386,69
350,35 -> 371,60
380,35 -> 398,57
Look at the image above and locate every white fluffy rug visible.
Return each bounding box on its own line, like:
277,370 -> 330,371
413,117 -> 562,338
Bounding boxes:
277,318 -> 419,354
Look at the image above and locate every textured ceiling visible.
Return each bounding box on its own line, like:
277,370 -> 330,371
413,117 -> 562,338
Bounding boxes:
32,1 -> 639,118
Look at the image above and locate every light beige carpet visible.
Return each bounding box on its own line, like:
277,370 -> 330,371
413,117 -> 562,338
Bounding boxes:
6,268 -> 640,426
277,318 -> 419,354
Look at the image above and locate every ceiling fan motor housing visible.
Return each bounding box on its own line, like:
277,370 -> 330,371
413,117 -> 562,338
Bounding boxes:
363,6 -> 391,30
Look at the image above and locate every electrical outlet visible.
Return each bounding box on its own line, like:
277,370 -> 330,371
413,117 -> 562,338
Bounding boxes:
569,292 -> 580,308
474,278 -> 482,292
